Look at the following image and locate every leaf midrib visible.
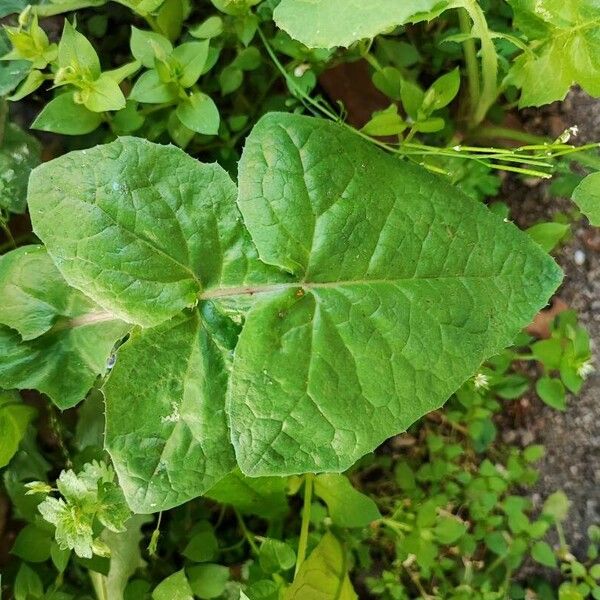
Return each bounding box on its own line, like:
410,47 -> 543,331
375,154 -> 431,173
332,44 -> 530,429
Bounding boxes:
198,273 -> 518,300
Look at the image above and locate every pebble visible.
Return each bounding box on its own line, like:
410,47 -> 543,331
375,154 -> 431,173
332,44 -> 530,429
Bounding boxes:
574,250 -> 586,265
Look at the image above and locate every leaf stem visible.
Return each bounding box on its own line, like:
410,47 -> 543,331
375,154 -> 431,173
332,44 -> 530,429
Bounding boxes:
294,473 -> 314,577
458,7 -> 480,115
456,0 -> 499,126
234,509 -> 259,556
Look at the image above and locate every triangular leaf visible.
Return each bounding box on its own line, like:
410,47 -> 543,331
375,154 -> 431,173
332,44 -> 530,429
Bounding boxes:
228,113 -> 561,476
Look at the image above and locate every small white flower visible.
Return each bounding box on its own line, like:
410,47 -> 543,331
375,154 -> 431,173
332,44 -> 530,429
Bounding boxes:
473,373 -> 489,390
577,359 -> 595,379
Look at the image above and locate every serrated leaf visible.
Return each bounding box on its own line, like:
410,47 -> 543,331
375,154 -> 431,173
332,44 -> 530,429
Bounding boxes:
273,0 -> 449,48
228,113 -> 561,476
0,246 -> 129,409
572,172 -> 600,226
0,122 -> 41,213
285,533 -> 357,599
507,0 -> 600,106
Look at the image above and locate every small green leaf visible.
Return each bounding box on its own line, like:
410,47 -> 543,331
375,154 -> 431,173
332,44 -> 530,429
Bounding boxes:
526,222 -> 570,252
189,16 -> 224,39
572,172 -> 600,226
130,27 -> 173,68
361,105 -> 407,136
232,46 -> 261,71
314,473 -> 381,528
187,564 -> 229,599
423,68 -> 460,112
400,78 -> 424,120
0,121 -> 41,213
182,522 -> 218,562
50,543 -> 71,573
81,72 -> 126,112
434,516 -> 467,544
172,41 -> 209,87
176,92 -> 220,135
14,563 -> 43,600
542,491 -> 570,522
0,393 -> 35,468
258,538 -> 296,573
153,570 -> 193,600
285,533 -> 357,599
130,69 -> 178,103
32,93 -> 103,135
536,376 -> 566,410
531,540 -> 557,568
219,64 -> 243,95
205,468 -> 289,519
8,69 -> 45,101
58,21 -> 100,78
11,523 -> 52,562
372,66 -> 403,101
104,60 -> 142,84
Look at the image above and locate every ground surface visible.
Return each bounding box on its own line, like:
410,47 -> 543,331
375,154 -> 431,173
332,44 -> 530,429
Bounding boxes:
506,89 -> 600,553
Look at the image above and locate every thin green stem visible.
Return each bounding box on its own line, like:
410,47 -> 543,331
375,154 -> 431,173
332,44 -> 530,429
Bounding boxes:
456,0 -> 499,126
458,7 -> 480,115
0,98 -> 8,147
470,125 -> 549,146
294,473 -> 314,577
234,509 -> 259,556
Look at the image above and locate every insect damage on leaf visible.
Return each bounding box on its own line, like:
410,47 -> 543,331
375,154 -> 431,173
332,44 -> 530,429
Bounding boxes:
26,113 -> 562,511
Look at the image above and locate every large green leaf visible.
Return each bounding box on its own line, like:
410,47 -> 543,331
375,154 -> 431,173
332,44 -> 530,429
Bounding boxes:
104,307 -> 236,513
572,172 -> 600,226
28,114 -> 561,508
0,246 -> 129,408
507,0 -> 600,106
273,0 -> 449,48
28,138 -> 282,328
228,113 -> 561,476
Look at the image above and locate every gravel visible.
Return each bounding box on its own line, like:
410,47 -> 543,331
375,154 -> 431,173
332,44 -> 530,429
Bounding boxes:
504,88 -> 600,554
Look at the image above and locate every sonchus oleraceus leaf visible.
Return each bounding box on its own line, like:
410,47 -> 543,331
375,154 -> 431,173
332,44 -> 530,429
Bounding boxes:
27,114 -> 561,512
0,246 -> 130,409
273,0 -> 450,49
